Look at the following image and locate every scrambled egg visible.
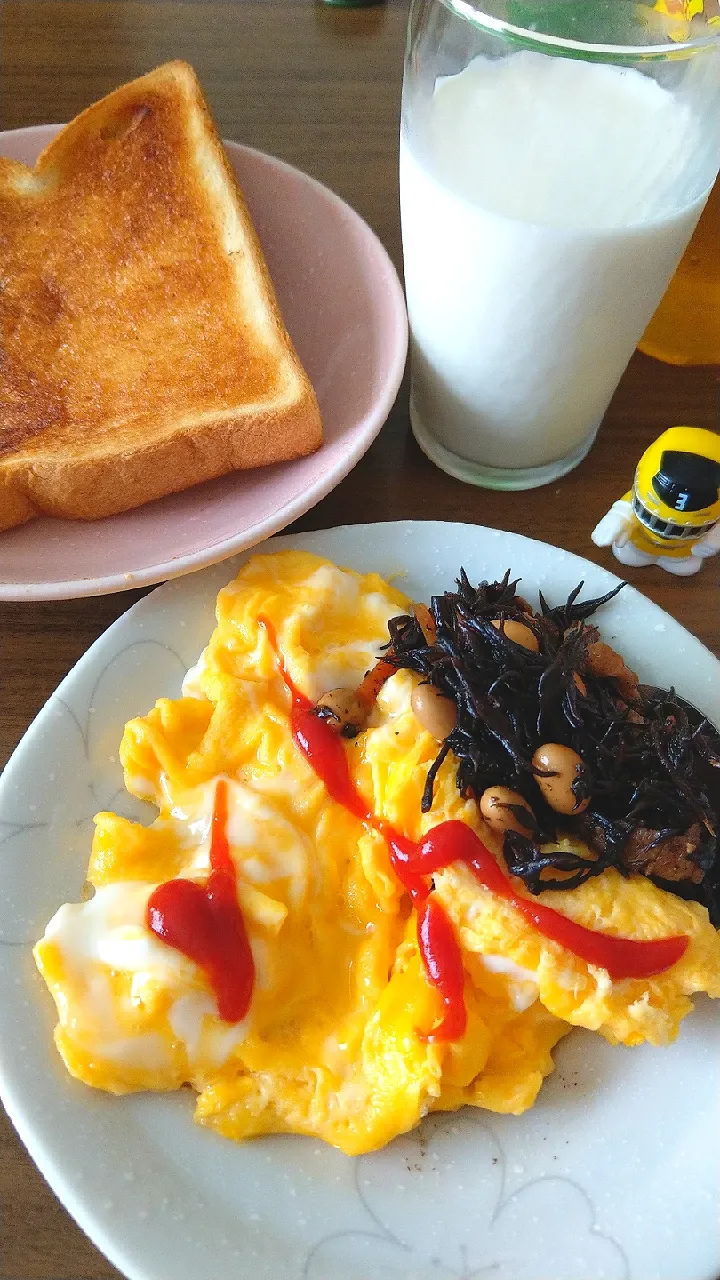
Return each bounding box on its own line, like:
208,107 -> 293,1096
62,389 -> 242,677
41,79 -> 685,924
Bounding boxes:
34,551 -> 720,1155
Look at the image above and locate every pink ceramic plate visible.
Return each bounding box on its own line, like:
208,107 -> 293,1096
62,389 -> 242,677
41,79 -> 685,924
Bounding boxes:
0,126 -> 408,600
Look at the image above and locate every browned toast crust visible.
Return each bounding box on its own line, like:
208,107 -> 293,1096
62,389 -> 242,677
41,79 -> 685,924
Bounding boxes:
0,62 -> 322,528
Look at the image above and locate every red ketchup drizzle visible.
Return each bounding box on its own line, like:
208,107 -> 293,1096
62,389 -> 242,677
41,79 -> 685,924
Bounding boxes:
146,778 -> 255,1022
412,822 -> 689,982
261,617 -> 689,1039
417,897 -> 468,1042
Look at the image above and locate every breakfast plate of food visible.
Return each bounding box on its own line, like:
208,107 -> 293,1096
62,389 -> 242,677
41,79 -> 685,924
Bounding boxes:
0,519 -> 719,1280
0,64 -> 407,600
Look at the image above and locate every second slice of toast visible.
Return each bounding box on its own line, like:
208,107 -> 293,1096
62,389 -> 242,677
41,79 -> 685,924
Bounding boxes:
0,61 -> 323,529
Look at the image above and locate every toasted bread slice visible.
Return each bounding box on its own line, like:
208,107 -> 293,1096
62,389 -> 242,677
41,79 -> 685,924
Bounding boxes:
0,61 -> 323,529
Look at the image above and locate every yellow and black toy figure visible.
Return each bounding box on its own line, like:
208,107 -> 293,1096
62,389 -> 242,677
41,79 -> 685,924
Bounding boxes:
592,427 -> 720,575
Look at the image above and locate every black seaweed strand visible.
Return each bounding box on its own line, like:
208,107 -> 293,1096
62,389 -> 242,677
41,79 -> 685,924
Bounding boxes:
388,572 -> 720,923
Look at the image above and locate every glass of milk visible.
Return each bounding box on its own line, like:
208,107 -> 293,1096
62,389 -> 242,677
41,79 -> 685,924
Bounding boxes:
400,0 -> 720,490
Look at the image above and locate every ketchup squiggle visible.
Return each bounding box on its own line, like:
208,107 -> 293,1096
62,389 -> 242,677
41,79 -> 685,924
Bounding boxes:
147,779 -> 255,1022
147,621 -> 689,1035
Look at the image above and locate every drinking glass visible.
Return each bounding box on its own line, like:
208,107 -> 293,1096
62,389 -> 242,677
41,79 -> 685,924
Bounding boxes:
400,0 -> 720,490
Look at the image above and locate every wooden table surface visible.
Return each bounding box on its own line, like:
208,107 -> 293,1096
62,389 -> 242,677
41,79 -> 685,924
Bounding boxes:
1,2 -> 719,1275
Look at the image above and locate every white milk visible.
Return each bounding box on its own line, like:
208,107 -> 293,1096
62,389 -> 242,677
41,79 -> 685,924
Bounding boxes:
400,51 -> 709,474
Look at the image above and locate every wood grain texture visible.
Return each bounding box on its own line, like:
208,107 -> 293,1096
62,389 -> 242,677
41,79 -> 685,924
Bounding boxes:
1,2 -> 718,1275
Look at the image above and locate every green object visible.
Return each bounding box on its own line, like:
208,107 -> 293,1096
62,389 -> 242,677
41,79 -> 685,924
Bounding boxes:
321,0 -> 385,6
506,1 -> 643,43
499,1 -> 674,58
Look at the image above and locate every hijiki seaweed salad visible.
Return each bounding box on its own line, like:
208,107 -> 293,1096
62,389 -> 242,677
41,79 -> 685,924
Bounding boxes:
382,571 -> 720,924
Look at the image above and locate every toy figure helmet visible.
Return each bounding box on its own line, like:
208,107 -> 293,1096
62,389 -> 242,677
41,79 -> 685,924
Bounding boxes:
632,426 -> 720,546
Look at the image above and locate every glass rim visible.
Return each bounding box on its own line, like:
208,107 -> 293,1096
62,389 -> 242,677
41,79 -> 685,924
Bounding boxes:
440,0 -> 720,56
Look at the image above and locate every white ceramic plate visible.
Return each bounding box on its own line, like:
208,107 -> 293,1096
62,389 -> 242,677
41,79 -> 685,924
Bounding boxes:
1,521 -> 719,1280
0,127 -> 407,601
